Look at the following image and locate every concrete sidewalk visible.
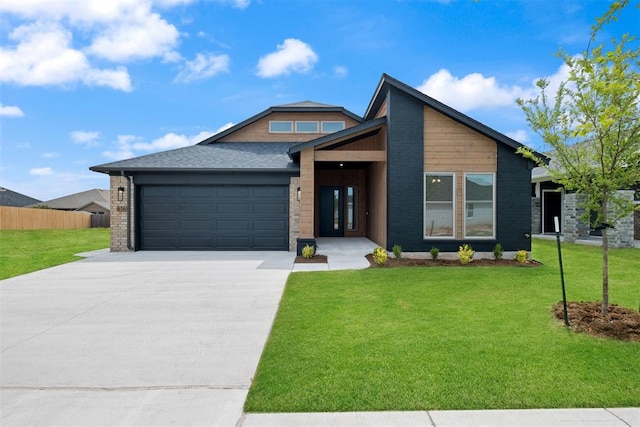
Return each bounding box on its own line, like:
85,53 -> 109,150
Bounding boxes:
241,408 -> 639,426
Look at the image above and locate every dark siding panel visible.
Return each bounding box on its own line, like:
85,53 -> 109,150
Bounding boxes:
386,86 -> 425,251
496,144 -> 533,251
139,185 -> 288,250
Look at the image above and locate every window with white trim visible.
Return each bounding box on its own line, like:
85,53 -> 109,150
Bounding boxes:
321,121 -> 345,133
464,173 -> 495,238
295,121 -> 319,133
424,173 -> 455,238
269,121 -> 293,133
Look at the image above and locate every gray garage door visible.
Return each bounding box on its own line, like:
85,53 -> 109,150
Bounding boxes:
139,185 -> 289,250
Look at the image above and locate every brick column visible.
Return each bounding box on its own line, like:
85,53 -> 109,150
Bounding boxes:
289,176 -> 300,252
109,176 -> 135,252
562,192 -> 589,242
608,190 -> 634,248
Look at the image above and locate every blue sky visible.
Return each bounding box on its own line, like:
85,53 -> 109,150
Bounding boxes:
1,0 -> 638,201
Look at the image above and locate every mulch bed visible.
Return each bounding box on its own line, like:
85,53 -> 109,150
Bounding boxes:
366,254 -> 542,268
553,301 -> 640,342
294,255 -> 328,263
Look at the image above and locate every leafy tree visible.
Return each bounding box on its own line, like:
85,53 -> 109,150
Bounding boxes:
517,1 -> 640,316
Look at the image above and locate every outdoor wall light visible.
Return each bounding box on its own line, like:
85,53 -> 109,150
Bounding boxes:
431,177 -> 441,183
117,186 -> 125,202
297,187 -> 301,201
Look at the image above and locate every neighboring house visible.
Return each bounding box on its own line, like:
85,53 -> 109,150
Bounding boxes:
91,74 -> 540,254
532,166 -> 639,246
0,187 -> 41,207
29,189 -> 110,214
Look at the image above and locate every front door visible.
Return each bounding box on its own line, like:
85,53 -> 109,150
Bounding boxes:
543,190 -> 562,233
320,186 -> 343,237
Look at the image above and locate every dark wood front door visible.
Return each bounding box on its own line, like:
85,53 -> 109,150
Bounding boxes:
319,186 -> 344,237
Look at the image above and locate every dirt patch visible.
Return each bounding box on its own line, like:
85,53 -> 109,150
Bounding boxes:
295,255 -> 328,264
366,254 -> 542,268
553,301 -> 640,342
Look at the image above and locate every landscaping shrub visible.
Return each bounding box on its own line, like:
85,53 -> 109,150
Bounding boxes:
302,244 -> 315,259
515,249 -> 528,264
430,246 -> 439,260
458,244 -> 474,264
392,244 -> 403,259
372,246 -> 388,266
493,243 -> 503,260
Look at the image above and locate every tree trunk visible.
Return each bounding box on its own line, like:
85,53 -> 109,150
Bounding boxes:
601,198 -> 609,316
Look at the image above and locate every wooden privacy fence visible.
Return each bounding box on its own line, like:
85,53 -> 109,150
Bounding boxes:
0,206 -> 96,230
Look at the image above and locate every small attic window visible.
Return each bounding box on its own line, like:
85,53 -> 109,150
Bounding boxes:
269,121 -> 293,133
295,121 -> 319,133
321,121 -> 345,133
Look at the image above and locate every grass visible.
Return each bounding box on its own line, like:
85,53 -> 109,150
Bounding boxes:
0,228 -> 110,280
245,239 -> 640,412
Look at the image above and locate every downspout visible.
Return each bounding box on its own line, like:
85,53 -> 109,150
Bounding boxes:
121,171 -> 134,251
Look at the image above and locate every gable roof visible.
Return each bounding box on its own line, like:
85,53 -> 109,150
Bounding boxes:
288,117 -> 386,158
90,142 -> 299,173
197,101 -> 362,145
0,187 -> 41,207
30,188 -> 110,211
365,73 -> 547,160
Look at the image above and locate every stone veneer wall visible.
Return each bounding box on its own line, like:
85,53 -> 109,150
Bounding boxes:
531,197 -> 541,234
109,175 -> 135,252
289,176 -> 300,252
562,192 -> 590,242
608,190 -> 635,248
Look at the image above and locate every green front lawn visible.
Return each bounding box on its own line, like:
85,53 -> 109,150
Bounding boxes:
245,239 -> 640,412
0,228 -> 110,280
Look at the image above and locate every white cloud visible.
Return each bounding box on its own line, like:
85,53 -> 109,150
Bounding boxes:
70,130 -> 101,147
256,38 -> 318,78
215,122 -> 235,134
416,63 -> 573,113
42,152 -> 60,158
87,11 -> 180,62
102,130 -> 215,160
30,167 -> 53,176
333,65 -> 348,78
174,53 -> 230,83
0,22 -> 132,91
506,129 -> 530,143
0,103 -> 24,117
416,69 -> 526,112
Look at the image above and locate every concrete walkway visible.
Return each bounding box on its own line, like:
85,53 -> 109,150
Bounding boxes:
1,247 -> 638,426
292,237 -> 378,271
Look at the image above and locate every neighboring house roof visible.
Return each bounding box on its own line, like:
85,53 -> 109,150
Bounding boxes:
365,73 -> 548,160
91,142 -> 300,173
29,188 -> 110,211
198,101 -> 363,145
0,187 -> 41,207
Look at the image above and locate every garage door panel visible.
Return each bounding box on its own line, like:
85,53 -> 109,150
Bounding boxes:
217,203 -> 250,215
140,185 -> 288,250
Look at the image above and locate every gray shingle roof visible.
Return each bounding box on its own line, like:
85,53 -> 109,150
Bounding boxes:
91,142 -> 299,173
29,188 -> 109,210
0,187 -> 41,207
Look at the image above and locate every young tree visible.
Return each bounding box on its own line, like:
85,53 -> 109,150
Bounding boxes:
517,2 -> 640,316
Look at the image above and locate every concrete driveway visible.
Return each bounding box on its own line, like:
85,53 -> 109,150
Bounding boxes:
0,251 -> 295,426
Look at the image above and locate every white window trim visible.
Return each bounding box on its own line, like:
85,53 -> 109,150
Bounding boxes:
321,121 -> 345,133
269,121 -> 293,133
295,121 -> 319,133
463,172 -> 496,239
424,172 -> 456,239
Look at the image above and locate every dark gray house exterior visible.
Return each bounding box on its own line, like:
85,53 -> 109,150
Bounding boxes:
91,74 -> 540,254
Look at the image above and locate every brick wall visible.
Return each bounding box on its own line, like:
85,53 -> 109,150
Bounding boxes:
109,176 -> 135,252
289,176 -> 300,251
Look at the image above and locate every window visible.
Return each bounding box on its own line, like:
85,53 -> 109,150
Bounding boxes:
464,173 -> 495,238
269,121 -> 293,133
321,121 -> 345,133
295,121 -> 319,133
424,173 -> 455,238
347,186 -> 357,230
